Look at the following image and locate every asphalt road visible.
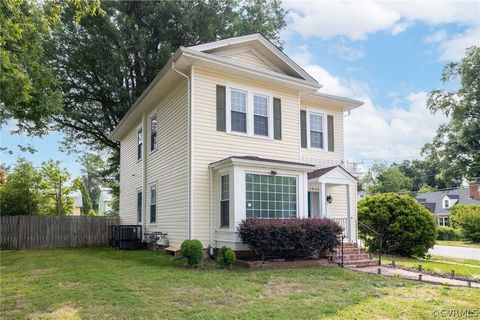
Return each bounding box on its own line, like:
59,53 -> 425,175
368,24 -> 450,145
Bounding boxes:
429,245 -> 480,260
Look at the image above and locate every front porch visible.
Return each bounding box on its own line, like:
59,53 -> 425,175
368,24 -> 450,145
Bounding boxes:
307,166 -> 358,243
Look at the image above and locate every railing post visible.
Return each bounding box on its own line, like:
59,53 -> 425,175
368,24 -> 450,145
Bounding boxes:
378,236 -> 382,266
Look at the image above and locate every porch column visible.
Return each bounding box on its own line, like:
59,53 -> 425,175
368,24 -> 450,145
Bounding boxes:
346,184 -> 353,242
319,182 -> 327,218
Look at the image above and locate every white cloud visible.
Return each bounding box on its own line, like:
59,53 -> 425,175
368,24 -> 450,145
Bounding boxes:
285,0 -> 400,40
297,62 -> 448,160
436,28 -> 480,61
329,39 -> 364,61
285,0 -> 479,41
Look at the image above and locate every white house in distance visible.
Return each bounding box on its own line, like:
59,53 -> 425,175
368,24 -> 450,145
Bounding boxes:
111,34 -> 363,250
97,188 -> 113,215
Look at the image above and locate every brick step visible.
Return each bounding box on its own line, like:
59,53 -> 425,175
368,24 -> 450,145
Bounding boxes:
331,248 -> 363,254
340,253 -> 371,261
340,243 -> 358,248
343,259 -> 379,268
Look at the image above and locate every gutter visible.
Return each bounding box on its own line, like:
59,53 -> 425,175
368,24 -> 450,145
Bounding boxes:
171,61 -> 194,240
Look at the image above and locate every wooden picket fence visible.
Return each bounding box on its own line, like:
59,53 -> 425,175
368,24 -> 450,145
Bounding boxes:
0,215 -> 119,250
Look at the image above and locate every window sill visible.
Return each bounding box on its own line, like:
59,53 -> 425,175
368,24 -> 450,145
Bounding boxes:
225,130 -> 273,141
149,148 -> 158,155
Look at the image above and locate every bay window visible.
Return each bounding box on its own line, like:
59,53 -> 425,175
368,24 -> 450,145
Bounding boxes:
220,175 -> 230,228
246,173 -> 297,219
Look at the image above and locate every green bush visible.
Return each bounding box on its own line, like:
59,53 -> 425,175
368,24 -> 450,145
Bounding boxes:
180,239 -> 204,267
436,226 -> 460,240
358,193 -> 436,257
217,246 -> 236,268
451,205 -> 480,243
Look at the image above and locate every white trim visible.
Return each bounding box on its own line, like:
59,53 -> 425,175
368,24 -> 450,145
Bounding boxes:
210,157 -> 314,172
302,91 -> 364,111
141,112 -> 147,240
305,108 -> 328,152
225,83 -> 274,140
186,34 -> 319,85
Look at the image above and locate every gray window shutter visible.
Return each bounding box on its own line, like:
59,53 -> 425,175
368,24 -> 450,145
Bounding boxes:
300,110 -> 307,148
216,85 -> 226,132
273,97 -> 282,140
327,115 -> 334,152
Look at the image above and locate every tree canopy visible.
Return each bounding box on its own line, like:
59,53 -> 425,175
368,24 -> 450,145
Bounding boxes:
2,0 -> 287,208
422,46 -> 480,181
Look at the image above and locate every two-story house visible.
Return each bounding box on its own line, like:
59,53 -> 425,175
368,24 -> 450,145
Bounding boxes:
111,34 -> 363,250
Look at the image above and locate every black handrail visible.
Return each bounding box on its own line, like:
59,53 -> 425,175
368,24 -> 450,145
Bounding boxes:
353,217 -> 384,266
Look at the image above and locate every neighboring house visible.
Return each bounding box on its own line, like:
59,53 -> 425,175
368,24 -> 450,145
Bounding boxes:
69,191 -> 83,216
357,191 -> 367,200
97,188 -> 113,215
416,181 -> 480,226
111,34 -> 364,250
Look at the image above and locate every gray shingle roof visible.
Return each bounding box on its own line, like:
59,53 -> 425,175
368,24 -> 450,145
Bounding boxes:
416,188 -> 479,215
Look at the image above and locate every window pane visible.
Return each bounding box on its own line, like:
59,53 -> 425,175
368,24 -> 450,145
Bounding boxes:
310,131 -> 323,148
231,90 -> 246,112
137,128 -> 143,160
221,201 -> 229,227
231,111 -> 247,133
254,115 -> 268,136
221,175 -> 229,200
137,191 -> 142,223
310,114 -> 323,132
151,116 -> 157,151
150,204 -> 156,223
245,173 -> 297,219
150,185 -> 156,204
254,95 -> 268,116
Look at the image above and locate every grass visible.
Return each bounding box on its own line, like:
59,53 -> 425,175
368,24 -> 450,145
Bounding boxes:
436,240 -> 480,249
0,248 -> 479,320
379,254 -> 480,280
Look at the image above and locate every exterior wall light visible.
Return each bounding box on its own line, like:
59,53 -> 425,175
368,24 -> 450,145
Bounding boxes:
326,195 -> 333,203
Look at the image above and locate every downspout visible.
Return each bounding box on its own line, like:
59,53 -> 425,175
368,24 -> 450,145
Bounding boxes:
208,166 -> 214,251
172,62 -> 193,240
141,112 -> 147,241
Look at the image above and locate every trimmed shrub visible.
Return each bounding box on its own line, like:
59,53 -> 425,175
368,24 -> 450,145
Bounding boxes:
180,239 -> 204,267
358,193 -> 436,257
436,226 -> 460,241
217,246 -> 236,268
238,218 -> 342,260
451,205 -> 480,243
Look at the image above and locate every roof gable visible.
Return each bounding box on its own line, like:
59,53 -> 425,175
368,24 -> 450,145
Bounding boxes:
187,34 -> 318,84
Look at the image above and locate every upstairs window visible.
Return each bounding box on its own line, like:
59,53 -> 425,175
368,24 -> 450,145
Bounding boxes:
444,199 -> 449,208
137,127 -> 143,160
253,95 -> 269,136
231,90 -> 247,133
150,115 -> 157,151
150,185 -> 157,224
220,175 -> 230,228
309,113 -> 324,149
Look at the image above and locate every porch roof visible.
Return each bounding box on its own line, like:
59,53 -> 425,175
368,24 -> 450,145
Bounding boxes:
308,165 -> 357,186
209,156 -> 314,170
308,165 -> 357,180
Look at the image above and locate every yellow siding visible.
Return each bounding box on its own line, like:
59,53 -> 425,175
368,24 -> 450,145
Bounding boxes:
222,50 -> 282,74
300,101 -> 344,164
119,125 -> 143,224
192,67 -> 301,245
326,184 -> 357,237
145,80 -> 189,247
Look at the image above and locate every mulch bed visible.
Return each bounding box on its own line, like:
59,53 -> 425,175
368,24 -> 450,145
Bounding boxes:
235,258 -> 331,269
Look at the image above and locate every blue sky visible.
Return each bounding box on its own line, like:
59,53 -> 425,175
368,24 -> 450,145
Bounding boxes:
1,0 -> 479,176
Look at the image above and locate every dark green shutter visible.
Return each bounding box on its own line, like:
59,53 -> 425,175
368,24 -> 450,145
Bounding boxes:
216,85 -> 226,132
327,115 -> 334,152
273,97 -> 282,140
300,110 -> 307,148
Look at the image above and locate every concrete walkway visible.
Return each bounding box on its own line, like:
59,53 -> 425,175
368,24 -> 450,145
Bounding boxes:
354,265 -> 480,288
429,245 -> 480,260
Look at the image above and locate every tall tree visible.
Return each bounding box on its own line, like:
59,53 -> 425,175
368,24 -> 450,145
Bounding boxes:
360,162 -> 413,195
40,160 -> 72,215
73,177 -> 93,215
394,159 -> 452,191
422,46 -> 480,181
0,158 -> 42,215
78,153 -> 104,210
2,0 -> 287,208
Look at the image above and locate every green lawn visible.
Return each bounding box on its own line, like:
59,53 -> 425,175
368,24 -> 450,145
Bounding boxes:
436,240 -> 480,249
1,248 -> 479,320
379,254 -> 480,280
